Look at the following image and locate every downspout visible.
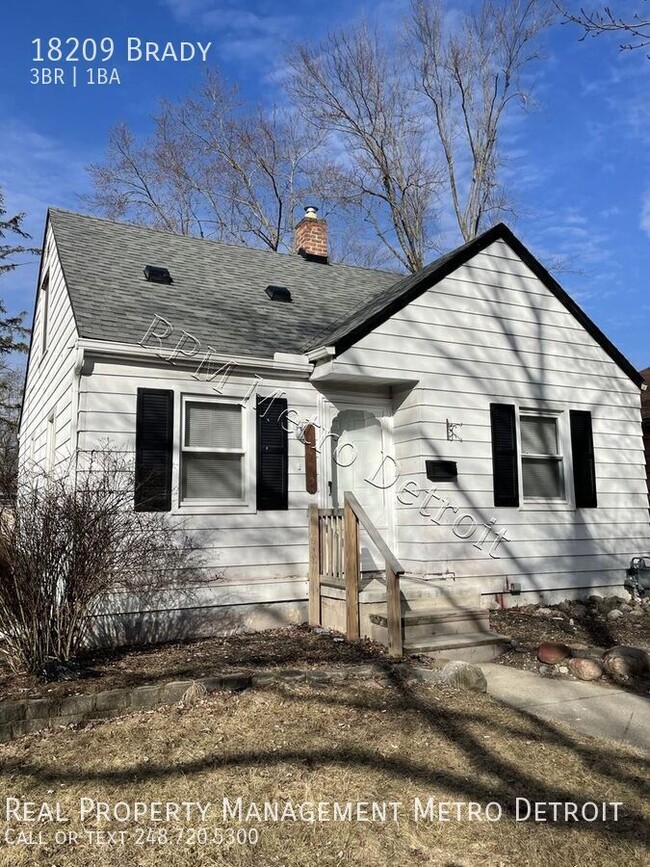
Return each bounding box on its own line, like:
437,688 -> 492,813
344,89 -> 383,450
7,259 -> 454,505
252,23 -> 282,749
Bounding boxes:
69,343 -> 85,484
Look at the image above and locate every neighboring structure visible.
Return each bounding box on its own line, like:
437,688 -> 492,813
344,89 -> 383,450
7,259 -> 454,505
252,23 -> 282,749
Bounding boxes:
18,207 -> 650,640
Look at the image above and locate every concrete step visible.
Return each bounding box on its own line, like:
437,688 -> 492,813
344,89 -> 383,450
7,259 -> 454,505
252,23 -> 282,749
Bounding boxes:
404,632 -> 511,664
360,575 -> 481,609
370,607 -> 491,642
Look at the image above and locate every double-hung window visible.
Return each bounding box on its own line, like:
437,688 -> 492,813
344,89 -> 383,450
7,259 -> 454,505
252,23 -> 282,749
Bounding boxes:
181,399 -> 245,503
519,412 -> 565,501
491,403 -> 597,509
135,389 -> 291,512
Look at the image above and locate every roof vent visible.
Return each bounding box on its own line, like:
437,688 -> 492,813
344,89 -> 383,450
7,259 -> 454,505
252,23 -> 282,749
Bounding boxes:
144,265 -> 173,285
265,285 -> 292,303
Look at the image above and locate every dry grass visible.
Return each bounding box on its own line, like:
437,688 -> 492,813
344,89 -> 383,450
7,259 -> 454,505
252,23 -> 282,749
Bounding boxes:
0,627 -> 397,702
0,669 -> 648,867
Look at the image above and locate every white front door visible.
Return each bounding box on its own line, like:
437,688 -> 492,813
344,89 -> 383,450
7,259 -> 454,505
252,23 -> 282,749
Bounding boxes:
326,397 -> 396,569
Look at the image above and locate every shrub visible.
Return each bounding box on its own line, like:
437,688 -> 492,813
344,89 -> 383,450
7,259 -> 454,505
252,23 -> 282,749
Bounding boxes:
0,451 -> 205,675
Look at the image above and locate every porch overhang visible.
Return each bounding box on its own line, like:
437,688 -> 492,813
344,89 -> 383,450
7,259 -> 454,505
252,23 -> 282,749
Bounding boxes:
309,356 -> 418,389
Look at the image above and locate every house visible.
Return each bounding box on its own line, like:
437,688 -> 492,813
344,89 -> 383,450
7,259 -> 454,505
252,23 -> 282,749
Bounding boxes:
18,206 -> 650,648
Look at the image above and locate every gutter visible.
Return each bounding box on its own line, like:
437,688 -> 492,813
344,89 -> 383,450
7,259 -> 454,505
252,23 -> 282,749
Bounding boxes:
76,338 -> 314,377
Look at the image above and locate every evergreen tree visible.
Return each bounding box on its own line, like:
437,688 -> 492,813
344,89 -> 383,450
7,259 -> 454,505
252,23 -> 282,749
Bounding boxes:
0,190 -> 39,497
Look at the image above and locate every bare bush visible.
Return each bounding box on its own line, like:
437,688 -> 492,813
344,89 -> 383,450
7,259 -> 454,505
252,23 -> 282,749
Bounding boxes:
0,451 -> 205,676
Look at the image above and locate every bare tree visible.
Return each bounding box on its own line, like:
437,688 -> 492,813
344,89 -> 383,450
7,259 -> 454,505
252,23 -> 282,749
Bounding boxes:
288,22 -> 441,273
86,70 -> 323,251
0,451 -> 205,676
88,5 -> 552,270
86,122 -> 201,236
410,0 -> 553,243
555,3 -> 650,53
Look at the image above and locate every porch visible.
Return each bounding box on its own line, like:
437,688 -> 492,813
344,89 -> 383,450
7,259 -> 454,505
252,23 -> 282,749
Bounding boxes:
307,493 -> 510,662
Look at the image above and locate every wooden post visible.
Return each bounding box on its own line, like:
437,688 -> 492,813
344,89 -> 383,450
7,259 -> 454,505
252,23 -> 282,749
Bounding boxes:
304,424 -> 317,494
344,499 -> 360,640
386,564 -> 403,657
308,505 -> 321,626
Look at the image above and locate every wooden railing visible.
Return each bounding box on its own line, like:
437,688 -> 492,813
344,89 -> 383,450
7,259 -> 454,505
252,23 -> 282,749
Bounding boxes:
317,508 -> 345,582
308,491 -> 405,657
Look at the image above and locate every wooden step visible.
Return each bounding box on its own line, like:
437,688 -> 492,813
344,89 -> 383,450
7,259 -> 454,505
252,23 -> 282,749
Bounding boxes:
404,632 -> 511,664
370,607 -> 491,642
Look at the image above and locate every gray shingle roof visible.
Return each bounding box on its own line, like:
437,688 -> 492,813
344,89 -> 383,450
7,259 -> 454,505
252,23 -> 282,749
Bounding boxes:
49,209 -> 399,359
48,209 -> 643,388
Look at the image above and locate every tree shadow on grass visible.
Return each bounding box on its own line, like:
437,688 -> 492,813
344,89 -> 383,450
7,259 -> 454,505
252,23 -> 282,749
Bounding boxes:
2,646 -> 648,851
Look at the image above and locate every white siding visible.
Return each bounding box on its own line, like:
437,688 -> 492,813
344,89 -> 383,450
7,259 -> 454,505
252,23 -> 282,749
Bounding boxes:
330,239 -> 650,600
77,359 -> 319,592
18,225 -> 79,476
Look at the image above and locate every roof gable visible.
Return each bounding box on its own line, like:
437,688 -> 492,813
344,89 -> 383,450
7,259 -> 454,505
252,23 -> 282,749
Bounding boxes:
306,223 -> 643,388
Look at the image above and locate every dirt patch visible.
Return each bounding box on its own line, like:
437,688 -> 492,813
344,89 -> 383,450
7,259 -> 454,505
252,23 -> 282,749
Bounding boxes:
0,625 -> 412,703
490,596 -> 650,694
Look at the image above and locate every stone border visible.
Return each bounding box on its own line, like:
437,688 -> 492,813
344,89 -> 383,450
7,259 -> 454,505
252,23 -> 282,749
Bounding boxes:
0,660 -> 491,745
0,664 -> 393,745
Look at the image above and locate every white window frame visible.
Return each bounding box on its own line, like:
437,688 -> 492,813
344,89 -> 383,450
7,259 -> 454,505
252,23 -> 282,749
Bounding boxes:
179,394 -> 251,508
516,408 -> 573,507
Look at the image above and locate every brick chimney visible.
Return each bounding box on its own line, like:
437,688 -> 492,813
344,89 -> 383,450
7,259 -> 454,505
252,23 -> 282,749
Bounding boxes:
294,205 -> 328,264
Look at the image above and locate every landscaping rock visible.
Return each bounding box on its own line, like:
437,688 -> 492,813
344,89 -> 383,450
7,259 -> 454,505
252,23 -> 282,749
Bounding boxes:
629,609 -> 644,618
568,644 -> 606,660
534,607 -> 554,617
607,609 -> 624,621
538,664 -> 554,677
588,594 -> 603,605
558,666 -> 569,675
620,604 -> 633,614
537,641 -> 571,664
567,658 -> 603,681
602,646 -> 650,679
437,661 -> 487,693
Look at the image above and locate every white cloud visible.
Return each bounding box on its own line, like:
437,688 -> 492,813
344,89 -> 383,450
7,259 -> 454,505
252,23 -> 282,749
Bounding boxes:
0,117 -> 91,318
641,190 -> 650,239
162,0 -> 298,61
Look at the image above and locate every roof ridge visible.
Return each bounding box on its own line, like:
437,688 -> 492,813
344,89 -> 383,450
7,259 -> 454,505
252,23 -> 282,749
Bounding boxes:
47,207 -> 400,278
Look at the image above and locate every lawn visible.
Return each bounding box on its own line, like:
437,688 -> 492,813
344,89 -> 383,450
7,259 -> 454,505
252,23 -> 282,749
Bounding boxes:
1,665 -> 647,867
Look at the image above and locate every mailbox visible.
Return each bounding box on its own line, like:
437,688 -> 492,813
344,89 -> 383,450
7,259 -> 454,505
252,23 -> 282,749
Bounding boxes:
425,460 -> 458,481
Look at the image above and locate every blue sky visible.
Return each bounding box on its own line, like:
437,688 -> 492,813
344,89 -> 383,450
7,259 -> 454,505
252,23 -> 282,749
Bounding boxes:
1,0 -> 648,369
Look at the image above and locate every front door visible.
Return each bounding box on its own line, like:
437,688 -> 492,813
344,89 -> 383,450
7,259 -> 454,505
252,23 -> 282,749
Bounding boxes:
327,398 -> 395,570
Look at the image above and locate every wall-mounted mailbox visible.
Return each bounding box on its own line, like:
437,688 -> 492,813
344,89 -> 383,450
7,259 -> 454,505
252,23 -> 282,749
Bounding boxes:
425,460 -> 458,481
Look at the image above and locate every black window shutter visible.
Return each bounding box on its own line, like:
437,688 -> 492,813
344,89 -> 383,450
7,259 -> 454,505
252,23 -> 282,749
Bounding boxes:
570,410 -> 597,508
135,388 -> 174,511
257,396 -> 288,510
490,403 -> 519,507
